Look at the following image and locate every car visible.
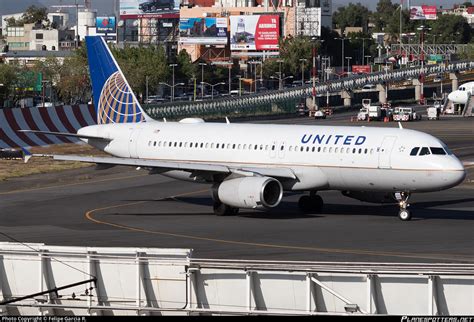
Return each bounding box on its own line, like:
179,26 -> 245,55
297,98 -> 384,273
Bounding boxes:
314,110 -> 326,119
230,90 -> 240,96
139,0 -> 174,12
362,84 -> 376,91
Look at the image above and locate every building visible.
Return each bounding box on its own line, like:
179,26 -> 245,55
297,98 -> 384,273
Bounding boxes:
441,5 -> 474,27
5,23 -> 75,51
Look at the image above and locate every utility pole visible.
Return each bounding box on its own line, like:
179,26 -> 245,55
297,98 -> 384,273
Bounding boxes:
299,58 -> 307,85
199,62 -> 206,99
334,37 -> 346,75
169,64 -> 177,101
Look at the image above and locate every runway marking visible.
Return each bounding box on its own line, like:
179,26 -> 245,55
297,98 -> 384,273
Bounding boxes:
0,173 -> 148,196
85,191 -> 474,263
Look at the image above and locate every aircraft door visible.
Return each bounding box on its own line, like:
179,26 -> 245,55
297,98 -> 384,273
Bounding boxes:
128,128 -> 142,158
378,136 -> 397,169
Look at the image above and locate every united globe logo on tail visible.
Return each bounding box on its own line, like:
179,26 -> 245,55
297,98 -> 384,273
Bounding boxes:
98,71 -> 145,124
86,36 -> 149,125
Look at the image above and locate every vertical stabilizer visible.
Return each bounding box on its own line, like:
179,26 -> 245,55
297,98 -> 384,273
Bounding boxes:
85,36 -> 151,124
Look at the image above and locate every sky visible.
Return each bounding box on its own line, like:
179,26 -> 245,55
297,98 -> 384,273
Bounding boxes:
0,0 -> 467,17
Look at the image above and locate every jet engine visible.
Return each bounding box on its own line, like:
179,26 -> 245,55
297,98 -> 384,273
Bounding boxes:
341,191 -> 397,204
214,177 -> 283,209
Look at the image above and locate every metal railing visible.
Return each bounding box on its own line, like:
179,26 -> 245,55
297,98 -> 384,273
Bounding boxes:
144,60 -> 474,119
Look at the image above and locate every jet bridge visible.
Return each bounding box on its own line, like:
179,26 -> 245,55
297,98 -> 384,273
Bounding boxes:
0,243 -> 472,316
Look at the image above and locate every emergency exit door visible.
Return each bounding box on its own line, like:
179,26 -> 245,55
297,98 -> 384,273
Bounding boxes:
378,136 -> 397,169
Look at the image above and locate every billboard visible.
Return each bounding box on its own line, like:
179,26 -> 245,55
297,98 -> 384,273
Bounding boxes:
351,65 -> 371,74
96,17 -> 116,34
410,6 -> 437,20
179,18 -> 228,45
230,15 -> 280,51
120,0 -> 179,19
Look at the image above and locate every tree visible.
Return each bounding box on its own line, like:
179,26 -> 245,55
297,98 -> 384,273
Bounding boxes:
57,46 -> 90,104
372,0 -> 399,33
20,5 -> 49,25
426,14 -> 472,44
175,49 -> 196,83
333,3 -> 370,32
0,63 -> 19,106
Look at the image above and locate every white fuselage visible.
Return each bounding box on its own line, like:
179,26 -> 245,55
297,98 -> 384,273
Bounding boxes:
79,122 -> 466,193
448,82 -> 474,104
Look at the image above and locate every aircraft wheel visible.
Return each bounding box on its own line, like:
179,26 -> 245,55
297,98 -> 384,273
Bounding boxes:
298,196 -> 312,212
213,202 -> 238,216
398,209 -> 412,221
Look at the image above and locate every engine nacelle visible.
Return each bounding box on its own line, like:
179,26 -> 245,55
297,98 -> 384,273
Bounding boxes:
214,177 -> 283,209
342,191 -> 396,204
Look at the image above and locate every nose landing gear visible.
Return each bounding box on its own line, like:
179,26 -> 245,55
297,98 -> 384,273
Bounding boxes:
396,192 -> 411,221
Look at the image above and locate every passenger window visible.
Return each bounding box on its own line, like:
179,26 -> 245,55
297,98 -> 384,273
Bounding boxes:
260,145 -> 264,150
410,147 -> 419,156
281,145 -> 285,151
300,147 -> 304,152
358,148 -> 362,154
419,147 -> 430,156
205,143 -> 209,148
323,147 -> 327,153
312,147 -> 315,152
179,142 -> 183,147
353,148 -> 356,154
329,147 -> 332,153
200,143 -> 204,148
232,144 -> 236,149
364,148 -> 367,154
318,147 -> 321,152
335,147 -> 339,153
430,147 -> 446,155
216,144 -> 220,149
272,145 -> 275,151
289,146 -> 293,152
306,147 -> 310,152
254,145 -> 258,150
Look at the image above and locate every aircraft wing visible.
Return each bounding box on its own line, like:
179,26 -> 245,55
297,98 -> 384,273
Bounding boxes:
46,154 -> 297,179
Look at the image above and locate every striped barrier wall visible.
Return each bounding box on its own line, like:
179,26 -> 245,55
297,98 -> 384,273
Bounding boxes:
0,105 -> 97,149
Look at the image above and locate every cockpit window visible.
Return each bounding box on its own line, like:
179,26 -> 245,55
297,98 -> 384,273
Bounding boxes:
410,147 -> 420,156
419,147 -> 431,156
430,147 -> 446,155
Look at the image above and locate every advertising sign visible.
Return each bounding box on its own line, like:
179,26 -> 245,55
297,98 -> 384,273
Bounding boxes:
230,15 -> 280,51
179,18 -> 228,45
120,0 -> 179,19
410,6 -> 437,20
96,17 -> 116,34
351,65 -> 371,74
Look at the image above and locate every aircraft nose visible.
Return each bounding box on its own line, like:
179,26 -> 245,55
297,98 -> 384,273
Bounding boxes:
445,158 -> 466,188
447,92 -> 456,102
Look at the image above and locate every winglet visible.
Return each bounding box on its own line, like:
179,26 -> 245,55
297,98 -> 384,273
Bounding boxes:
21,147 -> 32,164
398,122 -> 403,129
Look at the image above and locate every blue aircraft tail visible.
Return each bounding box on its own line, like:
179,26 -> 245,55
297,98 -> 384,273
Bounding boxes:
85,36 -> 150,124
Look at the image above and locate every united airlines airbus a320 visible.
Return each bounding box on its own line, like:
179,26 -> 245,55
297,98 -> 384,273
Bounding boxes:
23,36 -> 466,221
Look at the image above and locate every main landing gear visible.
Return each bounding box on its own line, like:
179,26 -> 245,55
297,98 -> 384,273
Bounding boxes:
298,192 -> 324,213
396,192 -> 411,221
213,201 -> 239,216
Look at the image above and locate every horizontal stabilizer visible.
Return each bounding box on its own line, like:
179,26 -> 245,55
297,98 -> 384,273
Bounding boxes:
18,130 -> 110,141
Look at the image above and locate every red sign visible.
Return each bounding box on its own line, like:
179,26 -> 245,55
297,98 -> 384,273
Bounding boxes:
352,65 -> 371,74
255,15 -> 279,50
230,15 -> 280,51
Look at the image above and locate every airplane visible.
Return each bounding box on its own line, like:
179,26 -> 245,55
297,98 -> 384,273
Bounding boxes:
21,36 -> 466,221
447,81 -> 474,105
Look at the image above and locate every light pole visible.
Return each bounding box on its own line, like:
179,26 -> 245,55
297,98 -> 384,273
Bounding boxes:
248,60 -> 262,93
201,82 -> 225,100
198,62 -> 207,99
169,63 -> 177,102
356,37 -> 371,65
334,37 -> 347,75
236,75 -> 242,96
145,75 -> 149,104
299,58 -> 307,85
365,55 -> 371,66
159,82 -> 184,102
345,57 -> 352,74
270,75 -> 293,91
417,25 -> 431,105
276,59 -> 284,90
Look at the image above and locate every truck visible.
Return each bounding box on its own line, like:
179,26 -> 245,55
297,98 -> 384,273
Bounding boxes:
361,99 -> 382,121
357,108 -> 368,121
393,107 -> 422,121
427,101 -> 442,120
